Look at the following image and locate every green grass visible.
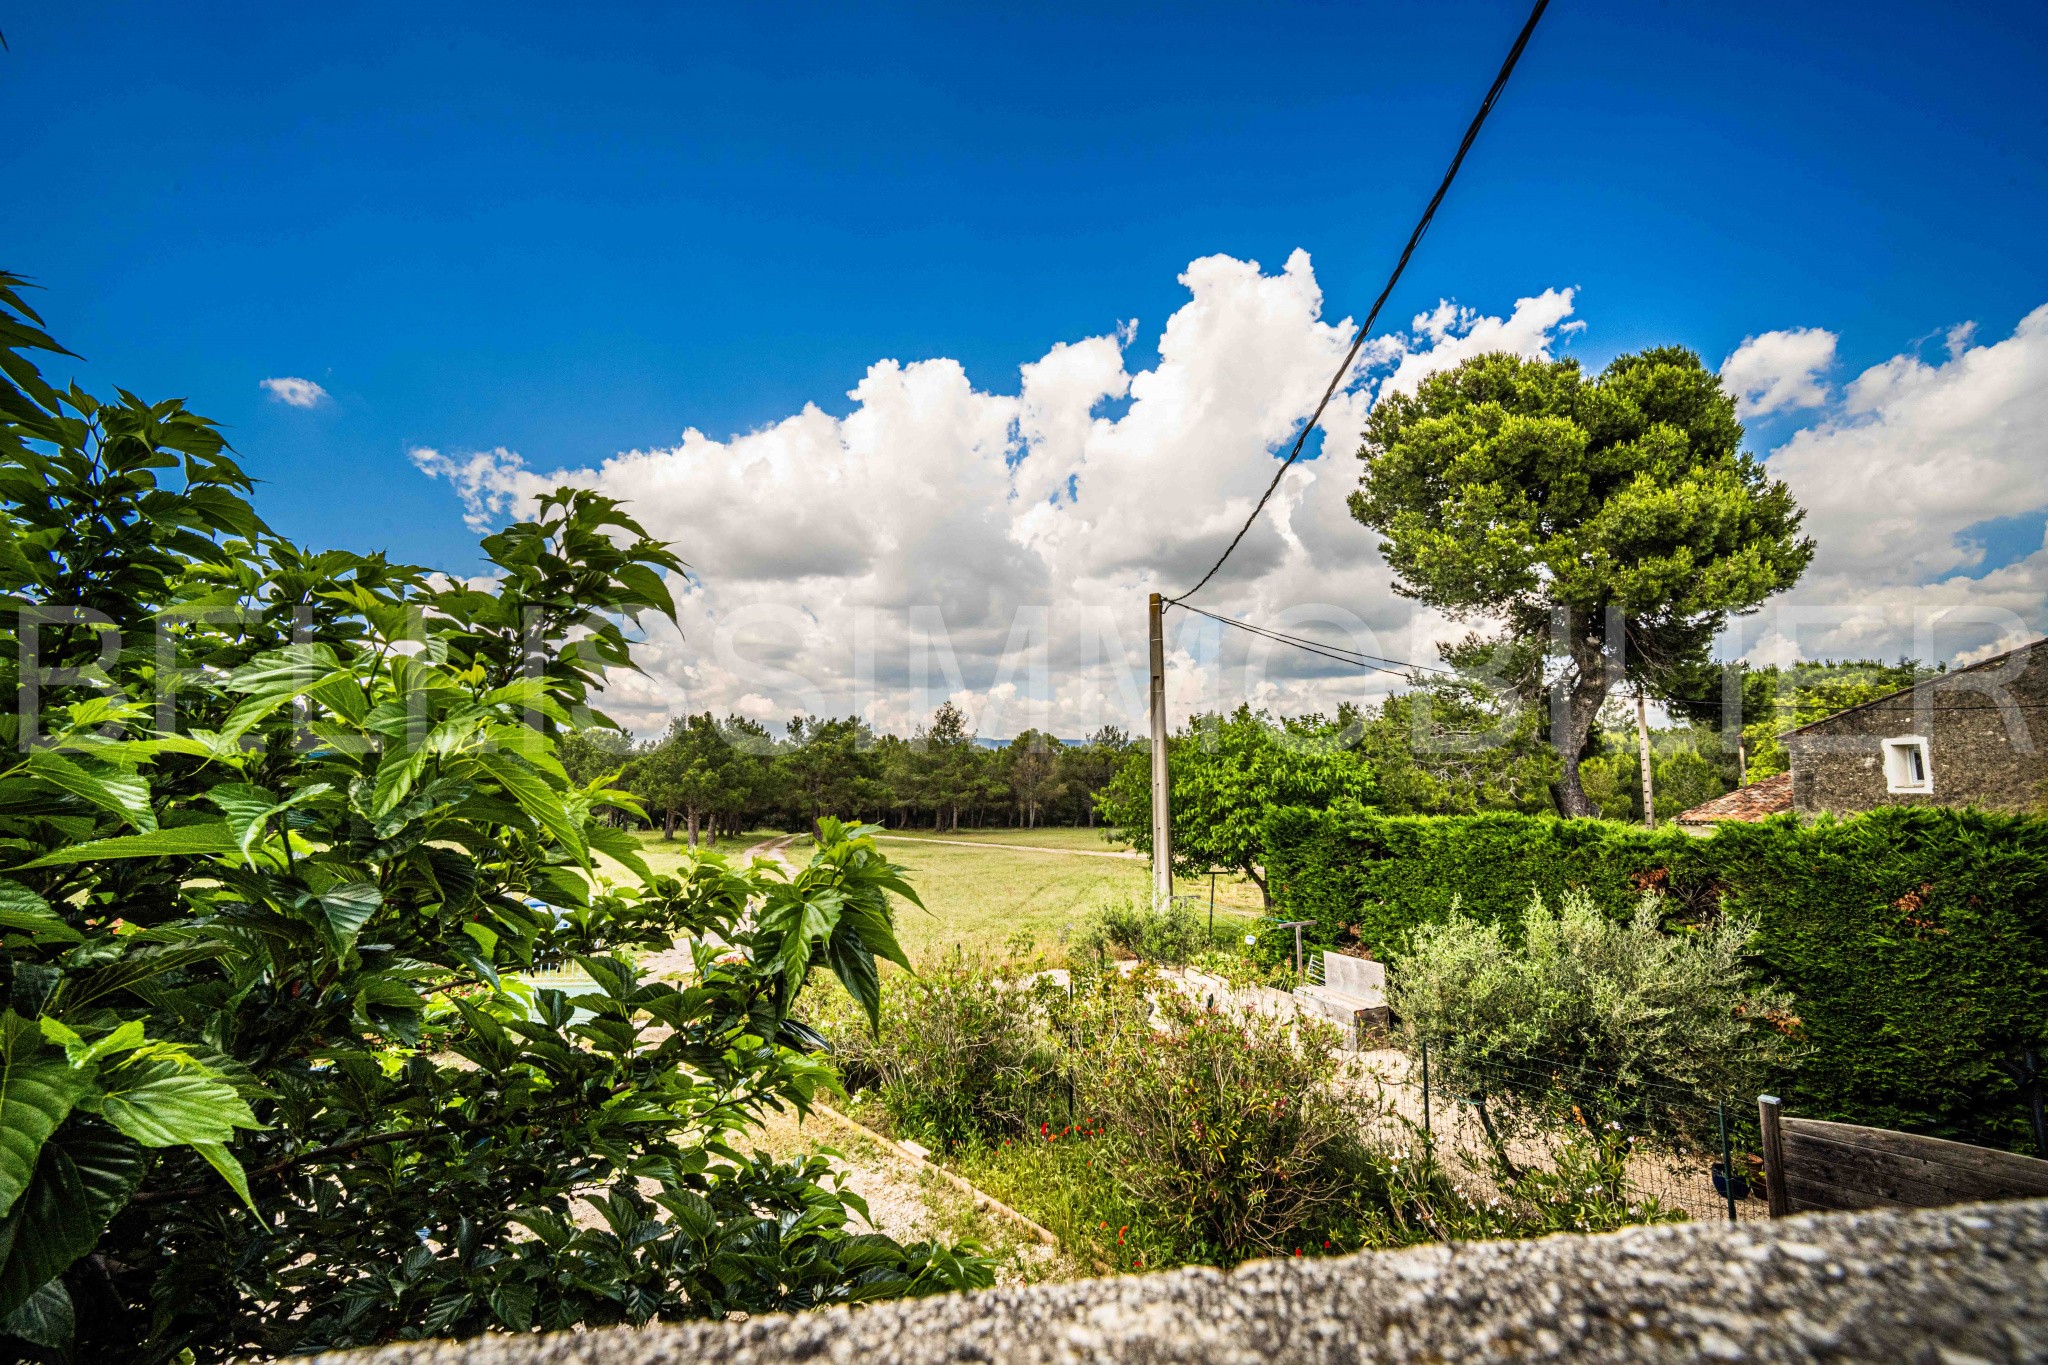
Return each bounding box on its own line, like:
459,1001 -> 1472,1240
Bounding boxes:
596,826 -> 1265,963
874,836 -> 1263,961
878,826 -> 1133,852
592,829 -> 782,884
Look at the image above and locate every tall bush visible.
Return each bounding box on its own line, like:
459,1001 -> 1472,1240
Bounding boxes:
1080,983 -> 1384,1263
0,274 -> 988,1362
1071,896 -> 1214,967
810,950 -> 1065,1151
1392,890 -> 1802,1143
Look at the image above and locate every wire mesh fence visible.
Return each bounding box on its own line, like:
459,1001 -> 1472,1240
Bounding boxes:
1363,1038 -> 1767,1223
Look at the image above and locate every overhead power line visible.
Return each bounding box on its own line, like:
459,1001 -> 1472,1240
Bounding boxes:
1176,602 -> 1458,678
1189,604 -> 2048,718
1167,0 -> 1552,606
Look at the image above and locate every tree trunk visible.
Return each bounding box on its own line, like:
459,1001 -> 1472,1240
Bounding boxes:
1552,637 -> 1611,819
686,808 -> 700,850
662,809 -> 677,841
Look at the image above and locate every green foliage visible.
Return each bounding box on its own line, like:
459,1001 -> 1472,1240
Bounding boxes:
1261,801 -> 1667,953
1688,658 -> 1934,783
1072,896 -> 1217,968
0,275 -> 988,1361
809,952 -> 1064,1152
1384,1124 -> 1686,1240
1079,983 -> 1385,1264
1097,706 -> 1372,903
1576,708 -> 1739,823
1350,348 -> 1811,815
1391,890 -> 1802,1143
1263,802 -> 2048,1148
628,711 -> 778,845
830,956 -> 1681,1270
1352,688 -> 1559,816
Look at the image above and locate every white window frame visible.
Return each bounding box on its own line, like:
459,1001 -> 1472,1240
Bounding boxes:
1881,736 -> 1933,794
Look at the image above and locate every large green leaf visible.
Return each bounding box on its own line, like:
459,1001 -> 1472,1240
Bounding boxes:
0,1279 -> 72,1351
473,753 -> 586,862
16,822 -> 238,869
315,881 -> 383,952
0,1136 -> 96,1318
824,922 -> 883,1031
22,750 -> 156,833
49,1125 -> 143,1233
94,1058 -> 260,1150
0,1019 -> 86,1221
56,943 -> 228,1017
0,881 -> 80,946
206,781 -> 331,860
585,822 -> 654,881
190,1141 -> 256,1214
217,645 -> 350,743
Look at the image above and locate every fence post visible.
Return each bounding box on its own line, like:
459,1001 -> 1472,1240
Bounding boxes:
1066,977 -> 1076,1123
1717,1100 -> 1737,1223
1420,1038 -> 1432,1153
1758,1094 -> 1789,1219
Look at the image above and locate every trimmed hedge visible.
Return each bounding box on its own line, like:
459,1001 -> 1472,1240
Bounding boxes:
1263,801 -> 2048,1150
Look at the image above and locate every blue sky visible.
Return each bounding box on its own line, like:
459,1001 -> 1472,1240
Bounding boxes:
5,3 -> 2048,731
6,1 -> 2044,569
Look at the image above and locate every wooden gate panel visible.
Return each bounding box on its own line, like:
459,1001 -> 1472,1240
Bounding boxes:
1760,1097 -> 2048,1217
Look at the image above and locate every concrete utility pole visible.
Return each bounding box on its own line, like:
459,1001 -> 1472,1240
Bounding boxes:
1636,687 -> 1657,828
1148,592 -> 1173,908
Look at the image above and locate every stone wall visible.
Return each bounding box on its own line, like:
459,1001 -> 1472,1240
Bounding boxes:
320,1198 -> 2048,1364
1789,643 -> 2048,816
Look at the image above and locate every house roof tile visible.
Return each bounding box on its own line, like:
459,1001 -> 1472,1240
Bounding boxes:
1675,771 -> 1792,824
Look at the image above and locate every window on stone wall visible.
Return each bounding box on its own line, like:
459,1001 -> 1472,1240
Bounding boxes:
1881,736 -> 1933,794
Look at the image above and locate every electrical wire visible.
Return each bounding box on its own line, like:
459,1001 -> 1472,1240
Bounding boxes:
1175,601 -> 1458,677
1167,0 -> 1552,605
1189,603 -> 2048,718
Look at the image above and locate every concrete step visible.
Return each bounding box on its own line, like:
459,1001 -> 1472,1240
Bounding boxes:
1292,982 -> 1391,1048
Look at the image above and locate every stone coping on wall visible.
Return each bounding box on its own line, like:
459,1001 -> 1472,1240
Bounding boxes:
319,1197 -> 2048,1364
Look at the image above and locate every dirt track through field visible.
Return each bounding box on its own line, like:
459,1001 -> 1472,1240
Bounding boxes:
872,833 -> 1141,860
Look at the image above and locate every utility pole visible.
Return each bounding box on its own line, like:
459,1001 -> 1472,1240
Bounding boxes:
1636,687 -> 1657,828
1148,592 -> 1172,908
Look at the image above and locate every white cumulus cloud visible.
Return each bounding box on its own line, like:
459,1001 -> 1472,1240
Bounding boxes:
412,253 -> 1585,737
410,253 -> 2048,734
1739,304 -> 2048,665
1719,327 -> 1837,418
260,376 -> 329,409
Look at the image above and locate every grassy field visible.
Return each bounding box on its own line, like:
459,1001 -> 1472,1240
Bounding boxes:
876,826 -> 1133,852
605,827 -> 1266,963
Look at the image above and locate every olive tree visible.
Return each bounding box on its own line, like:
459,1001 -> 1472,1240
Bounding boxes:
1350,349 -> 1811,816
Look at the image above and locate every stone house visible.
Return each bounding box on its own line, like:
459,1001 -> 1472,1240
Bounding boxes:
1678,638 -> 2048,830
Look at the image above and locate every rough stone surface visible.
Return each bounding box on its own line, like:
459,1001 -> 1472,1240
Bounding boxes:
1787,640 -> 2048,816
316,1198 -> 2048,1364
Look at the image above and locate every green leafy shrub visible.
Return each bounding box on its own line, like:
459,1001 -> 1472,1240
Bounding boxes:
954,1122 -> 1174,1274
810,950 -> 1065,1151
1385,1125 -> 1686,1241
0,273 -> 990,1362
1076,973 -> 1385,1264
1264,802 -> 2048,1147
1072,896 -> 1216,967
1391,890 -> 1802,1145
